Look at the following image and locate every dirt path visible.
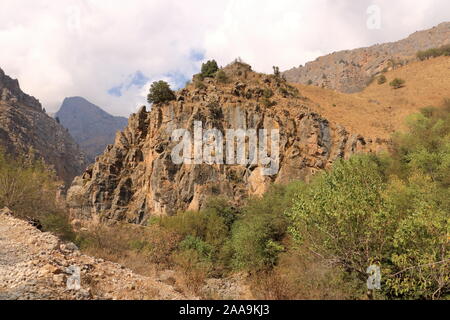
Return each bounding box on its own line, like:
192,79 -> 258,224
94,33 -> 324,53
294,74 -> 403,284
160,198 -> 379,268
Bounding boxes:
0,209 -> 192,300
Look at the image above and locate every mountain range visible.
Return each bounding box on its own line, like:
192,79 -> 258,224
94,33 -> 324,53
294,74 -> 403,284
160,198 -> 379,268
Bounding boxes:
283,22 -> 450,93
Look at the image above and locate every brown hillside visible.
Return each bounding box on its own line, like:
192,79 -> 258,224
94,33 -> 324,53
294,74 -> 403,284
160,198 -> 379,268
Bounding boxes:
291,56 -> 450,140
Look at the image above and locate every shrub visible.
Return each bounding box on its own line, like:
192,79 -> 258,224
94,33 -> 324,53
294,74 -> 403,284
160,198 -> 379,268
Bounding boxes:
203,196 -> 238,230
261,98 -> 276,108
231,183 -> 303,271
263,89 -> 274,99
147,80 -> 176,104
201,60 -> 219,78
0,150 -> 75,241
159,209 -> 229,253
377,75 -> 387,85
194,79 -> 206,90
389,78 -> 405,89
215,69 -> 228,83
417,44 -> 450,61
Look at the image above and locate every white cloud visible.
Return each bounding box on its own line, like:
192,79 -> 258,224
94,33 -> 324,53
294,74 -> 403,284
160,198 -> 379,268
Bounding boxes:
0,0 -> 449,116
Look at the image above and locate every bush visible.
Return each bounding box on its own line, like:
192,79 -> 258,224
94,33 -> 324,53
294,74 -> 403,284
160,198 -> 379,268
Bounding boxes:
389,78 -> 405,89
0,150 -> 75,241
203,197 -> 238,230
201,60 -> 219,78
215,69 -> 228,83
158,209 -> 229,255
194,79 -> 206,90
231,183 -> 303,271
147,80 -> 176,104
263,89 -> 274,99
287,102 -> 450,299
417,44 -> 450,61
377,75 -> 387,85
261,98 -> 276,108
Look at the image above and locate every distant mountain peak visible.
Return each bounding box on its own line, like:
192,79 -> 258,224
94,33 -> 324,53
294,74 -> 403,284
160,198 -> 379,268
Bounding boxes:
55,97 -> 128,163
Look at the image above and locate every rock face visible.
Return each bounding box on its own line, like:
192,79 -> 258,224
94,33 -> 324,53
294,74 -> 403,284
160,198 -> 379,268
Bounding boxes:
67,62 -> 381,224
55,97 -> 128,163
0,68 -> 86,186
283,22 -> 450,93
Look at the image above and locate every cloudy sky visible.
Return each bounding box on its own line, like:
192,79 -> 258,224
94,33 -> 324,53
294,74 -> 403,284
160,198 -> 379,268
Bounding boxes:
0,0 -> 449,116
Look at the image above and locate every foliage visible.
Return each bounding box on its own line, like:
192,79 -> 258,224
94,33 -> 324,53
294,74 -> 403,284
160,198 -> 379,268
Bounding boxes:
0,150 -> 75,241
201,60 -> 219,78
287,101 -> 450,299
194,79 -> 206,90
215,69 -> 228,83
263,89 -> 274,99
417,44 -> 450,61
389,78 -> 405,89
231,183 -> 303,271
261,97 -> 276,108
377,75 -> 387,85
147,80 -> 176,104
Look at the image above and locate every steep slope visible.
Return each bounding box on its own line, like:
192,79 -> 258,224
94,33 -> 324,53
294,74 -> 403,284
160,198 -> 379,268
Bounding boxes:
67,62 -> 379,224
283,22 -> 450,93
290,56 -> 450,139
55,97 -> 128,163
0,68 -> 86,186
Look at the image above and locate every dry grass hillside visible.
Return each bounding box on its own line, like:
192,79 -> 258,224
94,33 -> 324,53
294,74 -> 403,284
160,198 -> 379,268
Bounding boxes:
291,56 -> 450,140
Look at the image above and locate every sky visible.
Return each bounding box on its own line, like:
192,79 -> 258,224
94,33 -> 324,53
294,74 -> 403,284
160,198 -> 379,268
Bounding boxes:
0,0 -> 449,117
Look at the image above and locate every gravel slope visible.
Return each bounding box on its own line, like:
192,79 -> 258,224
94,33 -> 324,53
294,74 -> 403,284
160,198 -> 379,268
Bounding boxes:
0,208 -> 191,300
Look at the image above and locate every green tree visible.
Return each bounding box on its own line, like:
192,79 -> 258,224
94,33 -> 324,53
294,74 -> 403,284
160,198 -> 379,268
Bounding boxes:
201,60 -> 219,78
147,80 -> 176,104
287,102 -> 450,299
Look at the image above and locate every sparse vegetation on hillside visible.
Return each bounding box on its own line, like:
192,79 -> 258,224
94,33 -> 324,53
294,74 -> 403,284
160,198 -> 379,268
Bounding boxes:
147,80 -> 176,104
0,150 -> 75,241
417,44 -> 450,61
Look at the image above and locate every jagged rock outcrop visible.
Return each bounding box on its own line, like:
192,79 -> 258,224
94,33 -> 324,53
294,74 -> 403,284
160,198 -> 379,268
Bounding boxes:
55,97 -> 128,163
67,62 -> 382,224
0,68 -> 87,186
283,22 -> 450,93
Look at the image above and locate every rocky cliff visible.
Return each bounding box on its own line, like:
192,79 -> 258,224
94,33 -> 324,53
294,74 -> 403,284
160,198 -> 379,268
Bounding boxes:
0,68 -> 87,186
67,62 -> 381,224
55,97 -> 128,163
283,22 -> 450,93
